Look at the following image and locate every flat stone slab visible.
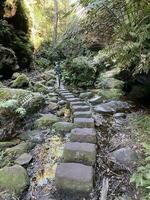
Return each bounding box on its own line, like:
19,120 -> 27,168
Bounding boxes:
66,98 -> 80,103
72,106 -> 90,112
55,163 -> 93,192
64,95 -> 75,98
74,118 -> 94,128
63,142 -> 96,165
73,111 -> 92,118
15,153 -> 32,166
70,101 -> 87,106
70,128 -> 96,143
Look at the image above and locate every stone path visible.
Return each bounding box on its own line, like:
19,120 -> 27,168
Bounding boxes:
55,88 -> 97,196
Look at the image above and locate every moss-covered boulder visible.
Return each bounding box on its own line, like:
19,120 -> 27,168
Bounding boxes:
48,102 -> 58,111
0,165 -> 29,195
35,114 -> 60,129
5,142 -> 30,157
11,72 -> 21,80
11,74 -> 29,88
98,89 -> 123,100
52,122 -> 74,133
98,78 -> 124,89
34,82 -> 50,94
41,70 -> 56,81
0,88 -> 45,114
0,139 -> 20,149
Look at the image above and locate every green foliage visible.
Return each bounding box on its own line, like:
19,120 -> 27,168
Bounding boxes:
131,143 -> 150,199
0,99 -> 26,137
62,56 -> 96,88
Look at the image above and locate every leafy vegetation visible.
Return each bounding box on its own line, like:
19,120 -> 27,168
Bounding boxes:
131,143 -> 150,200
0,99 -> 26,140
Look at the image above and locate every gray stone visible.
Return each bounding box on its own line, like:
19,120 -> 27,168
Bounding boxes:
15,153 -> 32,166
0,165 -> 29,195
79,92 -> 93,99
64,95 -> 75,98
70,101 -> 87,106
73,111 -> 92,118
63,142 -> 96,165
19,130 -> 46,144
48,102 -> 58,111
70,128 -> 96,143
113,113 -> 126,119
72,106 -> 90,112
109,147 -> 138,167
58,100 -> 66,106
66,98 -> 80,102
89,96 -> 103,105
74,118 -> 94,128
94,101 -> 130,114
55,163 -> 93,192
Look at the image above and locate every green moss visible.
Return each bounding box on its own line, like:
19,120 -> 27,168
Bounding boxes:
0,165 -> 29,195
11,74 -> 29,88
35,114 -> 60,129
98,88 -> 123,100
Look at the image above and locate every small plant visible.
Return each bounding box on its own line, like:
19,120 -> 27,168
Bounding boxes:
131,143 -> 150,199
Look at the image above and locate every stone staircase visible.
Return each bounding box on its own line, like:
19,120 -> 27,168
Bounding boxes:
55,88 -> 97,195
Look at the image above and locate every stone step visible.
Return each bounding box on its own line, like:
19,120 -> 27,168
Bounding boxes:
74,118 -> 94,128
70,101 -> 87,106
73,111 -> 92,118
72,106 -> 90,112
64,95 -> 75,98
55,163 -> 93,192
70,128 -> 96,143
63,142 -> 96,165
66,98 -> 80,103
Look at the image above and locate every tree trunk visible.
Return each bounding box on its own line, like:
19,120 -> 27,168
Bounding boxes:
53,0 -> 58,44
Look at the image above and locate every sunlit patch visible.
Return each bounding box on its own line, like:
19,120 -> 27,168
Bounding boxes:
34,135 -> 64,187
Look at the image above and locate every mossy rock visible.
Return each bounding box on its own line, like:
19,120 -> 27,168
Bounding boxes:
11,72 -> 20,80
41,70 -> 56,81
98,89 -> 123,100
35,114 -> 60,129
0,165 -> 29,195
52,122 -> 74,133
0,139 -> 20,149
34,82 -> 50,94
5,142 -> 31,157
11,74 -> 30,88
98,78 -> 124,89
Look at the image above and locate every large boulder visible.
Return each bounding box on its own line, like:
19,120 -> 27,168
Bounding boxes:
35,114 -> 60,129
98,89 -> 123,100
109,147 -> 138,168
52,122 -> 74,133
94,101 -> 130,114
0,88 -> 45,115
5,142 -> 30,157
0,165 -> 29,195
11,74 -> 29,88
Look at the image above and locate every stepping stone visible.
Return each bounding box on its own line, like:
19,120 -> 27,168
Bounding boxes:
63,142 -> 96,165
66,98 -> 80,103
70,101 -> 87,106
70,128 -> 96,143
64,95 -> 75,98
55,163 -> 93,192
73,111 -> 92,118
72,106 -> 90,112
74,118 -> 94,128
15,153 -> 32,166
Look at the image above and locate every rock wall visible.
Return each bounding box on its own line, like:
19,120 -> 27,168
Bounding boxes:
0,0 -> 33,79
